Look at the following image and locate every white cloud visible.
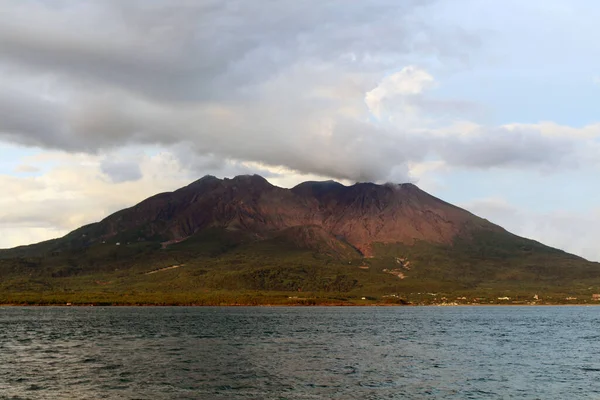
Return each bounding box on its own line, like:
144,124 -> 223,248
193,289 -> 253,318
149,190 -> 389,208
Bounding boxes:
13,164 -> 40,173
0,146 -> 354,248
365,66 -> 434,119
0,149 -> 190,248
463,197 -> 600,262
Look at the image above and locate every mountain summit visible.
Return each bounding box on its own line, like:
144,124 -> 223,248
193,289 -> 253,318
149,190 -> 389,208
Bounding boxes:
1,175 -> 599,305
16,175 -> 499,256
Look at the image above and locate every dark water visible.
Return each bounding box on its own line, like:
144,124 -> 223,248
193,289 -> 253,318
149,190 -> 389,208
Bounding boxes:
1,306 -> 600,399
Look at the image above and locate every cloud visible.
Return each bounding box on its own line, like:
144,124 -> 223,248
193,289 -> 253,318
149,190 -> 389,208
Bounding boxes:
0,0 -> 446,102
434,124 -> 575,169
0,84 -> 65,148
365,66 -> 435,119
100,158 -> 143,183
0,149 -> 205,248
463,197 -> 600,262
0,1 -> 592,184
0,146 -> 357,248
13,164 -> 40,173
0,61 -> 589,184
0,0 -> 488,183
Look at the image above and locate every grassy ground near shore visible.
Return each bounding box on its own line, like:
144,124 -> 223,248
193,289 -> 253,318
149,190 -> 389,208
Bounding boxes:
2,229 -> 600,306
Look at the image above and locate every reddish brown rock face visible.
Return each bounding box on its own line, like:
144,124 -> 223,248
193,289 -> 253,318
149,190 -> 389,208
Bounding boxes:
84,174 -> 500,256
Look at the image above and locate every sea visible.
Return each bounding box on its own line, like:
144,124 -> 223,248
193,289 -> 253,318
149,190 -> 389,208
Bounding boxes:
1,306 -> 599,399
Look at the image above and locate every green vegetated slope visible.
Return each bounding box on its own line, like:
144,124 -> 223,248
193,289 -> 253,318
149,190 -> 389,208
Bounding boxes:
1,227 -> 599,305
1,175 -> 600,305
0,228 -> 391,305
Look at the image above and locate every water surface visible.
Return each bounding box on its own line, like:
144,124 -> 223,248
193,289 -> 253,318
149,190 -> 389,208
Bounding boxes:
1,306 -> 600,399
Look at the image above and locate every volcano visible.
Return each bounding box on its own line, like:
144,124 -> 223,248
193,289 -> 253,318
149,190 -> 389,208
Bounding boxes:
1,175 -> 599,305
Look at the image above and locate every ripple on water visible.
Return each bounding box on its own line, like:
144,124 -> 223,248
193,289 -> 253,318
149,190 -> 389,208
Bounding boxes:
1,306 -> 600,399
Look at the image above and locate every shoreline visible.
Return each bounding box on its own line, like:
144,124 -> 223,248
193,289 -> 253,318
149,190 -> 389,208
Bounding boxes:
1,302 -> 598,307
3,291 -> 598,307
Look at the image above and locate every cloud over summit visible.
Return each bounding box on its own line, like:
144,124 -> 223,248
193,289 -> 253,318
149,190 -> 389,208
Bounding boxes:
0,0 -> 597,184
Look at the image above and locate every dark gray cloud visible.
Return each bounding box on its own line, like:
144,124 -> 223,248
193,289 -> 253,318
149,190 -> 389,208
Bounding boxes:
0,0 -> 441,102
100,158 -> 143,183
0,0 -> 582,183
0,88 -> 65,148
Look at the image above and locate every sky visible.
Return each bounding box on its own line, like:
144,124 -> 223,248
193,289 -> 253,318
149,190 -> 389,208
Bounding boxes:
1,0 -> 600,260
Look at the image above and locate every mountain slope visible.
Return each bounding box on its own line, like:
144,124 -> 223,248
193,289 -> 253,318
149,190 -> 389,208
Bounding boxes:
3,175 -> 502,256
1,174 -> 599,305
